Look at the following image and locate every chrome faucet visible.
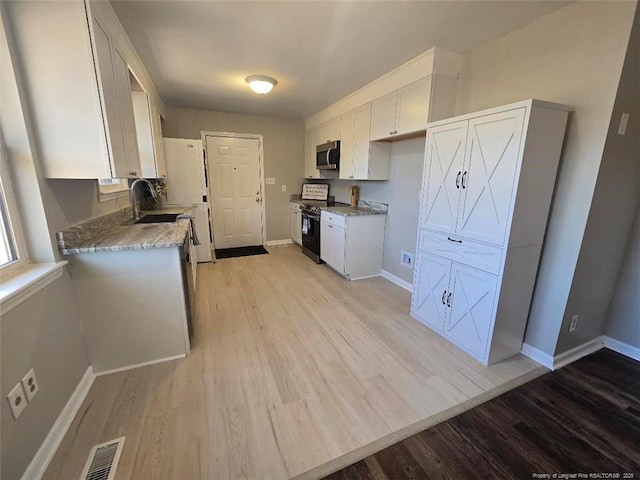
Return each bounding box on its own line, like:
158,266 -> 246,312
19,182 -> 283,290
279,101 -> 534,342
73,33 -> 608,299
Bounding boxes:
129,178 -> 159,220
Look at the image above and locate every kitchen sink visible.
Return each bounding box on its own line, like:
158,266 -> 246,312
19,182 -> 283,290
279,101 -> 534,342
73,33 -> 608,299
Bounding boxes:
134,213 -> 180,224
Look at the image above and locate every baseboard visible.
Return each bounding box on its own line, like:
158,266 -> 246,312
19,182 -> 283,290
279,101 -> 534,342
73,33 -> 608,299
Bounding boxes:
380,269 -> 413,293
22,366 -> 95,480
521,343 -> 554,369
552,336 -> 605,370
603,336 -> 640,361
266,239 -> 294,246
94,354 -> 186,376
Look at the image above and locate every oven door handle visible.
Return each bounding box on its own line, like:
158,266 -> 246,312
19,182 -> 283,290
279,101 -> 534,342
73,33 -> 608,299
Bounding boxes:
304,214 -> 320,220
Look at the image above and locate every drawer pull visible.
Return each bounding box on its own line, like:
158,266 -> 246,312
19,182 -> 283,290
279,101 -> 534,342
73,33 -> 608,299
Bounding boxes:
447,237 -> 462,243
441,290 -> 447,305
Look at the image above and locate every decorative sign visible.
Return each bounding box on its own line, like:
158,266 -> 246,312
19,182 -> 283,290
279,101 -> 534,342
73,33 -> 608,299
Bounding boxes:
302,183 -> 329,200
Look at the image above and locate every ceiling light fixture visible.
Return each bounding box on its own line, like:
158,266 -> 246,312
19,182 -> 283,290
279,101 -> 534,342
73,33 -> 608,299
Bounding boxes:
246,75 -> 277,95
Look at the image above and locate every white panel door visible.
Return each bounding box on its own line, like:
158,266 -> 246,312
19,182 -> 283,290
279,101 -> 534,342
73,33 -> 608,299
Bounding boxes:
395,77 -> 431,136
352,103 -> 372,180
111,45 -> 140,177
444,263 -> 498,358
208,136 -> 262,248
411,252 -> 451,331
421,121 -> 468,235
339,109 -> 355,179
163,139 -> 205,204
457,108 -> 526,245
370,92 -> 397,141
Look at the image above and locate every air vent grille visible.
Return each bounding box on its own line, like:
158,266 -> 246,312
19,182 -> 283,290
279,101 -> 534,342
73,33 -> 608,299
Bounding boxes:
79,437 -> 125,480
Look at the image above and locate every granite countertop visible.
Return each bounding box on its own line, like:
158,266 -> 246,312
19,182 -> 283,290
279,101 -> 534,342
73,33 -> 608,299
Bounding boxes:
321,205 -> 385,216
289,195 -> 387,217
57,205 -> 194,255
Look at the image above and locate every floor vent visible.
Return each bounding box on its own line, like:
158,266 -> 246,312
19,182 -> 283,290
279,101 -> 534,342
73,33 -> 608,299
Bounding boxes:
79,437 -> 125,480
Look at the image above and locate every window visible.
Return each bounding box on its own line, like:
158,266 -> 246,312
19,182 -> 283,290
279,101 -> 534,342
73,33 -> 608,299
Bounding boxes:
0,136 -> 27,277
97,178 -> 129,202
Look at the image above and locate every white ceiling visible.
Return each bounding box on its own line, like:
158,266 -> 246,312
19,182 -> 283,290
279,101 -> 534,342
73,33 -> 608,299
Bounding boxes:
111,1 -> 571,119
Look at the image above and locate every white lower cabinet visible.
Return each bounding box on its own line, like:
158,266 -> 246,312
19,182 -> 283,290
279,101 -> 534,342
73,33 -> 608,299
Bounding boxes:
321,211 -> 386,280
290,202 -> 303,245
413,252 -> 499,358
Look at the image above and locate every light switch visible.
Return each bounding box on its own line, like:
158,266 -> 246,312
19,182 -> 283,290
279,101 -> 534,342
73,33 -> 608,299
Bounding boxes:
281,185 -> 287,192
266,177 -> 276,185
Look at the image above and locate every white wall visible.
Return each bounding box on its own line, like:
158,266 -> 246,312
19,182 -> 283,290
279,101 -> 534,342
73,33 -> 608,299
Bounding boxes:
606,208 -> 640,348
163,108 -> 305,242
454,0 -> 637,356
324,137 -> 424,284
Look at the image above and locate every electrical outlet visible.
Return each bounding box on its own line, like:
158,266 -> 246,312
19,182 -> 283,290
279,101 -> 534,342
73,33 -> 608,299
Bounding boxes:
618,113 -> 630,135
401,251 -> 413,268
22,368 -> 39,402
569,314 -> 579,332
281,184 -> 287,192
7,383 -> 27,419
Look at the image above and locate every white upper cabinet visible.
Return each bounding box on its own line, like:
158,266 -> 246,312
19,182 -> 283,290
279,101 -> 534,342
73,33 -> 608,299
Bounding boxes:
304,126 -> 322,179
370,77 -> 431,141
456,109 -> 525,245
421,122 -> 468,235
422,107 -> 525,246
339,110 -> 355,180
5,0 -> 157,179
109,42 -> 141,177
369,92 -> 397,141
340,103 -> 391,180
132,85 -> 167,178
318,116 -> 341,144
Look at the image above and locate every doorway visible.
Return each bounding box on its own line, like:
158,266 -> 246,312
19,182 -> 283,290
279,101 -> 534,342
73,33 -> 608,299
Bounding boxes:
203,133 -> 265,249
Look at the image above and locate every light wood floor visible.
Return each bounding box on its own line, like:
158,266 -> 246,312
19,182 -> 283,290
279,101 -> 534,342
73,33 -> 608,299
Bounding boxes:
44,244 -> 545,480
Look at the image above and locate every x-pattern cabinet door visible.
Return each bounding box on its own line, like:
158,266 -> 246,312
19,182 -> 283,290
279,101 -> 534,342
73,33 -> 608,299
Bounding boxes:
444,263 -> 498,358
456,108 -> 526,246
412,253 -> 451,331
421,122 -> 468,235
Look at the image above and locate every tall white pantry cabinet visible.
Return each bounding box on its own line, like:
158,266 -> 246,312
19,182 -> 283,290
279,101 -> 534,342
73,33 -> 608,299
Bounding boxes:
412,99 -> 571,365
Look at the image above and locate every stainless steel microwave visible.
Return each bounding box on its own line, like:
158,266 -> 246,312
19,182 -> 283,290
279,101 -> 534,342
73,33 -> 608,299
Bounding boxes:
316,141 -> 340,170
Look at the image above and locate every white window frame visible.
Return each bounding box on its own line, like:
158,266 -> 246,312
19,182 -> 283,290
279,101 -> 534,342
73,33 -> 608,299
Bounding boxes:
0,135 -> 29,279
97,178 -> 129,202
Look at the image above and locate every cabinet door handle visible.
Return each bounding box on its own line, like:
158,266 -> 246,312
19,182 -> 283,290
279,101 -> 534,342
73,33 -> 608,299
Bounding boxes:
447,292 -> 452,307
389,131 -> 394,136
129,171 -> 138,176
328,225 -> 333,228
456,171 -> 461,189
447,237 -> 462,243
441,290 -> 447,305
461,171 -> 467,189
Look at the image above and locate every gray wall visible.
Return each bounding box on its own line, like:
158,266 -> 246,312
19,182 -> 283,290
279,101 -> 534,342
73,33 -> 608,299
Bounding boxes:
1,272 -> 90,480
325,137 -> 424,284
163,108 -> 305,242
454,0 -> 637,356
556,7 -> 640,354
606,208 -> 640,348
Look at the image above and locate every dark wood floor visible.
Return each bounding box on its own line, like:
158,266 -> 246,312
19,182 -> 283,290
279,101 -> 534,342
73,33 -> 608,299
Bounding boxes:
324,349 -> 640,480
